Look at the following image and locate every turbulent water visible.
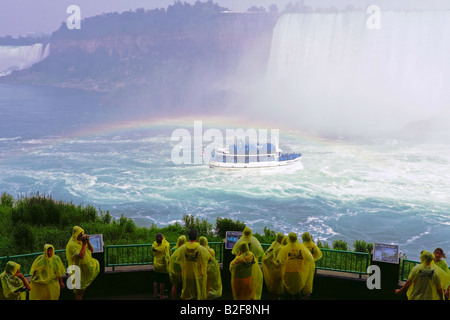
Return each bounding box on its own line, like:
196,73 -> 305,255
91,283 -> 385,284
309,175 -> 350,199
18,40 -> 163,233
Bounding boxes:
1,10 -> 450,259
0,83 -> 449,260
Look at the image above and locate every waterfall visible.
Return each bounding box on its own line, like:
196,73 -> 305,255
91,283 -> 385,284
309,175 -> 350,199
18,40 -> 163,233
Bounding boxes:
0,43 -> 50,77
264,10 -> 450,133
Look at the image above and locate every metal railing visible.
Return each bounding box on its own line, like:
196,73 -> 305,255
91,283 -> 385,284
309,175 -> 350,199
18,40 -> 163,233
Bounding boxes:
400,259 -> 419,281
261,244 -> 370,277
0,256 -> 7,273
1,250 -> 67,277
315,248 -> 370,277
105,242 -> 223,271
7,243 -> 429,281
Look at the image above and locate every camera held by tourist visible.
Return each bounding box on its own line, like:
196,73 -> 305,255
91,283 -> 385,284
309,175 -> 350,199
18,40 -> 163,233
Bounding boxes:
66,226 -> 100,300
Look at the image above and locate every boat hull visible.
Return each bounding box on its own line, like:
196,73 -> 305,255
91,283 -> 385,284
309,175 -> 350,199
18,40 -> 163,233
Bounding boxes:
209,156 -> 301,169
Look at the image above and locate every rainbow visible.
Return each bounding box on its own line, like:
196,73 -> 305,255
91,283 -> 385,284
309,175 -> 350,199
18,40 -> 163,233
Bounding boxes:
2,114 -> 381,167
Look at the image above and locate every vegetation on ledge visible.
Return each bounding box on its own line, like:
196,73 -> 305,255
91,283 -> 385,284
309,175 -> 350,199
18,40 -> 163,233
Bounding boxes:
0,192 -> 373,257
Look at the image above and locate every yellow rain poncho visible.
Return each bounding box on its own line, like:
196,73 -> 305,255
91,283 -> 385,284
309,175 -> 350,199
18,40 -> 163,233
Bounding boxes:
262,232 -> 286,294
232,227 -> 264,261
29,244 -> 66,300
435,259 -> 450,273
301,232 -> 322,296
0,261 -> 27,300
434,258 -> 450,294
230,242 -> 263,300
66,226 -> 100,292
152,236 -> 170,274
276,232 -> 314,296
199,236 -> 222,299
169,235 -> 186,285
176,241 -> 212,300
231,227 -> 264,299
406,251 -> 450,300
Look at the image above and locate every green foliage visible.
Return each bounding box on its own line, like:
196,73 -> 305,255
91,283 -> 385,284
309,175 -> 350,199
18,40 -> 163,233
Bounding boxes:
13,224 -> 36,253
1,192 -> 14,207
332,240 -> 348,251
51,1 -> 229,40
100,209 -> 112,224
317,240 -> 330,249
11,193 -> 100,227
353,239 -> 373,253
182,214 -> 213,236
118,214 -> 136,234
214,217 -> 246,238
0,193 -> 378,260
253,227 -> 277,244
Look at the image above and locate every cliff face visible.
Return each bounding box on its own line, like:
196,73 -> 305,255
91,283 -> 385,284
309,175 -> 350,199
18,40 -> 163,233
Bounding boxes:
2,10 -> 278,112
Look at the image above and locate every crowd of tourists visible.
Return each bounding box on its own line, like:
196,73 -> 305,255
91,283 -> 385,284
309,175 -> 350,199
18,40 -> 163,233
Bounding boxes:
159,227 -> 322,301
1,225 -> 450,300
0,225 -> 322,300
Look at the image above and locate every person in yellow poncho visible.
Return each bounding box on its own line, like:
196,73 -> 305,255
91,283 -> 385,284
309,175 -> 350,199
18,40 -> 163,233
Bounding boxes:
301,232 -> 322,299
29,244 -> 66,300
176,229 -> 212,300
261,232 -> 286,299
230,241 -> 263,300
152,233 -> 170,300
199,236 -> 222,299
169,235 -> 186,300
0,261 -> 31,300
433,247 -> 450,299
276,232 -> 314,299
66,226 -> 100,300
395,251 -> 450,300
232,227 -> 264,299
232,227 -> 265,261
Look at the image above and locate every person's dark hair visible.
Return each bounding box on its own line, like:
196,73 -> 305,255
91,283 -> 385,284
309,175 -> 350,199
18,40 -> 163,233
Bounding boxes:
156,233 -> 163,244
188,229 -> 198,241
434,247 -> 447,259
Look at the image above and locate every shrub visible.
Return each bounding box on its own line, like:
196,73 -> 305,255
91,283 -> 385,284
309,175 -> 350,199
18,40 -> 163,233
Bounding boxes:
332,240 -> 348,251
317,240 -> 330,249
253,227 -> 277,244
119,214 -> 136,234
182,214 -> 213,236
214,217 -> 246,238
13,224 -> 36,253
1,192 -> 14,207
353,239 -> 373,253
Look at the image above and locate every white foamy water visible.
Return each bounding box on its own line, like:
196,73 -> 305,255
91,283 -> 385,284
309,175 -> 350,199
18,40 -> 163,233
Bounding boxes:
0,103 -> 449,260
0,43 -> 50,76
263,10 -> 450,134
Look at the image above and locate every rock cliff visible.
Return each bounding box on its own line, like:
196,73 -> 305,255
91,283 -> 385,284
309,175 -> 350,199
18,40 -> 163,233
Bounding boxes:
2,4 -> 278,113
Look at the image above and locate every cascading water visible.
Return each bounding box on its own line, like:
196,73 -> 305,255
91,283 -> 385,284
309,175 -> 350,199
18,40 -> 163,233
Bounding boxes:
0,43 -> 50,76
265,10 -> 450,134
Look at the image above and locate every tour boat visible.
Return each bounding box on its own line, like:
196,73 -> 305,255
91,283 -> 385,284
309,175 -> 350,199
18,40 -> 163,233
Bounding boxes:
209,142 -> 301,169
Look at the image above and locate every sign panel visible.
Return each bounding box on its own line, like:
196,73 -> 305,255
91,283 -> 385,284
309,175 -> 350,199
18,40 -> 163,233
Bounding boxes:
225,231 -> 243,250
372,243 -> 399,264
89,234 -> 104,253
